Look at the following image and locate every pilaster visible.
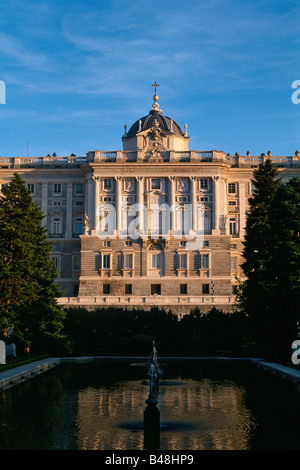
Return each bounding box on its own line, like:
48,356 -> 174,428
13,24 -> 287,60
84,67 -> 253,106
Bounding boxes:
41,182 -> 48,227
65,182 -> 73,238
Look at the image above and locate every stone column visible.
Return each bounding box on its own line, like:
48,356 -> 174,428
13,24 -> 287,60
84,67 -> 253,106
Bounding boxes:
86,173 -> 94,233
115,176 -> 122,235
137,176 -> 144,235
65,182 -> 73,238
212,176 -> 220,235
217,177 -> 227,235
239,182 -> 246,238
221,177 -> 228,235
41,182 -> 48,227
92,175 -> 100,235
190,176 -> 197,231
168,176 -> 176,231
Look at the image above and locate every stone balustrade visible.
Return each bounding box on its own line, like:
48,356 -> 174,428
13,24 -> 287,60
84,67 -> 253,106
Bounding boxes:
58,295 -> 235,306
1,151 -> 299,168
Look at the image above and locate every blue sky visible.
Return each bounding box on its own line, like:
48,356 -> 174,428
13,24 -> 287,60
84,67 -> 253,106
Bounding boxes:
0,0 -> 299,157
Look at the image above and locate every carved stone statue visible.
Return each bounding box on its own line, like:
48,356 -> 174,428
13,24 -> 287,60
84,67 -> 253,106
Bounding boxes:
84,213 -> 90,233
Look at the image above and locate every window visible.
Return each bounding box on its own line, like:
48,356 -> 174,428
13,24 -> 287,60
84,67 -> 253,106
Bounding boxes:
151,284 -> 161,295
231,257 -> 237,271
229,217 -> 237,235
203,241 -> 209,247
53,183 -> 62,195
102,254 -> 111,269
228,183 -> 236,194
151,254 -> 161,269
178,196 -> 189,203
124,253 -> 133,270
125,240 -> 132,247
74,217 -> 83,235
104,241 -> 111,247
27,184 -> 35,194
73,255 -> 81,272
228,201 -> 237,206
179,253 -> 187,269
99,207 -> 115,234
75,200 -> 84,206
231,244 -> 237,249
175,206 -> 192,234
104,179 -> 112,190
125,284 -> 132,295
53,201 -> 62,206
75,183 -> 84,195
202,284 -> 209,295
201,197 -> 209,202
201,254 -> 209,269
123,195 -> 134,203
151,179 -> 160,190
52,216 -> 62,234
103,283 -> 110,294
180,284 -> 187,295
180,241 -> 187,247
197,207 -> 212,232
200,178 -> 208,189
51,255 -> 61,271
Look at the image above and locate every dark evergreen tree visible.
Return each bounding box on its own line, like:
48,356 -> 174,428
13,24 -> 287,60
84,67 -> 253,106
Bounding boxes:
0,173 -> 68,354
238,159 -> 281,354
266,177 -> 300,356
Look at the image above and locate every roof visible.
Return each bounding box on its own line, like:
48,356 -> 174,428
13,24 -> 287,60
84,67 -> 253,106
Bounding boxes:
125,108 -> 185,139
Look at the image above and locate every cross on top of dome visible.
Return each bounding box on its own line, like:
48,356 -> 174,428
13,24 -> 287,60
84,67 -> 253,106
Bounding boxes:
151,81 -> 160,110
152,81 -> 159,95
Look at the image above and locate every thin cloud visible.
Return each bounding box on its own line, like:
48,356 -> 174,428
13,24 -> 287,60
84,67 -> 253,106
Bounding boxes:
0,33 -> 51,70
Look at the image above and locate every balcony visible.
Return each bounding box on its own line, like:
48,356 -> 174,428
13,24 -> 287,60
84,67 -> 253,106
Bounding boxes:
48,233 -> 64,239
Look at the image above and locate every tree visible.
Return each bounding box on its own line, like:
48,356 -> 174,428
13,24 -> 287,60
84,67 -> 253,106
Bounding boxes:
242,159 -> 280,278
239,160 -> 300,358
238,159 -> 281,354
265,177 -> 300,355
0,173 -> 68,354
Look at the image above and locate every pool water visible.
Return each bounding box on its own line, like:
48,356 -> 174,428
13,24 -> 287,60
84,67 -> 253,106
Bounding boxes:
0,358 -> 299,450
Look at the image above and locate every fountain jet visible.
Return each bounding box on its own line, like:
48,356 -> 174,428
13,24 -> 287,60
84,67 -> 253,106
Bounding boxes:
144,340 -> 160,449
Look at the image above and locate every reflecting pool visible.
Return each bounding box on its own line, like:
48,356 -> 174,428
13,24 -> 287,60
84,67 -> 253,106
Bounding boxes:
0,359 -> 299,450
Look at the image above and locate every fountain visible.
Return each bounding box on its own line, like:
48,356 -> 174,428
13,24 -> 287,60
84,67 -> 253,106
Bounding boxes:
1,355 -> 299,450
144,340 -> 160,449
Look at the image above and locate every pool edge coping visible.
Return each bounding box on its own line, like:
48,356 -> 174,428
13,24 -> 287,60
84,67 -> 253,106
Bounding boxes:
0,356 -> 299,391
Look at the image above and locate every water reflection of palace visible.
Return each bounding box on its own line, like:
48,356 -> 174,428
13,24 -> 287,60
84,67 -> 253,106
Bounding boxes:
75,378 -> 256,450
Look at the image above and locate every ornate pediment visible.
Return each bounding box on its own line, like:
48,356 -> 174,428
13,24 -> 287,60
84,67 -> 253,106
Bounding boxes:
147,239 -> 166,250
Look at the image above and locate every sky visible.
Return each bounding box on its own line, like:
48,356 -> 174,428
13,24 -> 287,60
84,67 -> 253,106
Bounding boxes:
0,0 -> 299,158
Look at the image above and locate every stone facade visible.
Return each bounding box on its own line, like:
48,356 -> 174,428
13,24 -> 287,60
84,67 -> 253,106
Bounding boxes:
1,91 -> 300,314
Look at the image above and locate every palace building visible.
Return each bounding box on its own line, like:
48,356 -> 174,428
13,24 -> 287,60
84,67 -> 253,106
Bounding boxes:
1,85 -> 300,314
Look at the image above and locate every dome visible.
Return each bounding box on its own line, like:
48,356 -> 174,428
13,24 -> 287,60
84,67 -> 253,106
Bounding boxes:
124,86 -> 185,139
125,108 -> 185,139
122,84 -> 189,152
